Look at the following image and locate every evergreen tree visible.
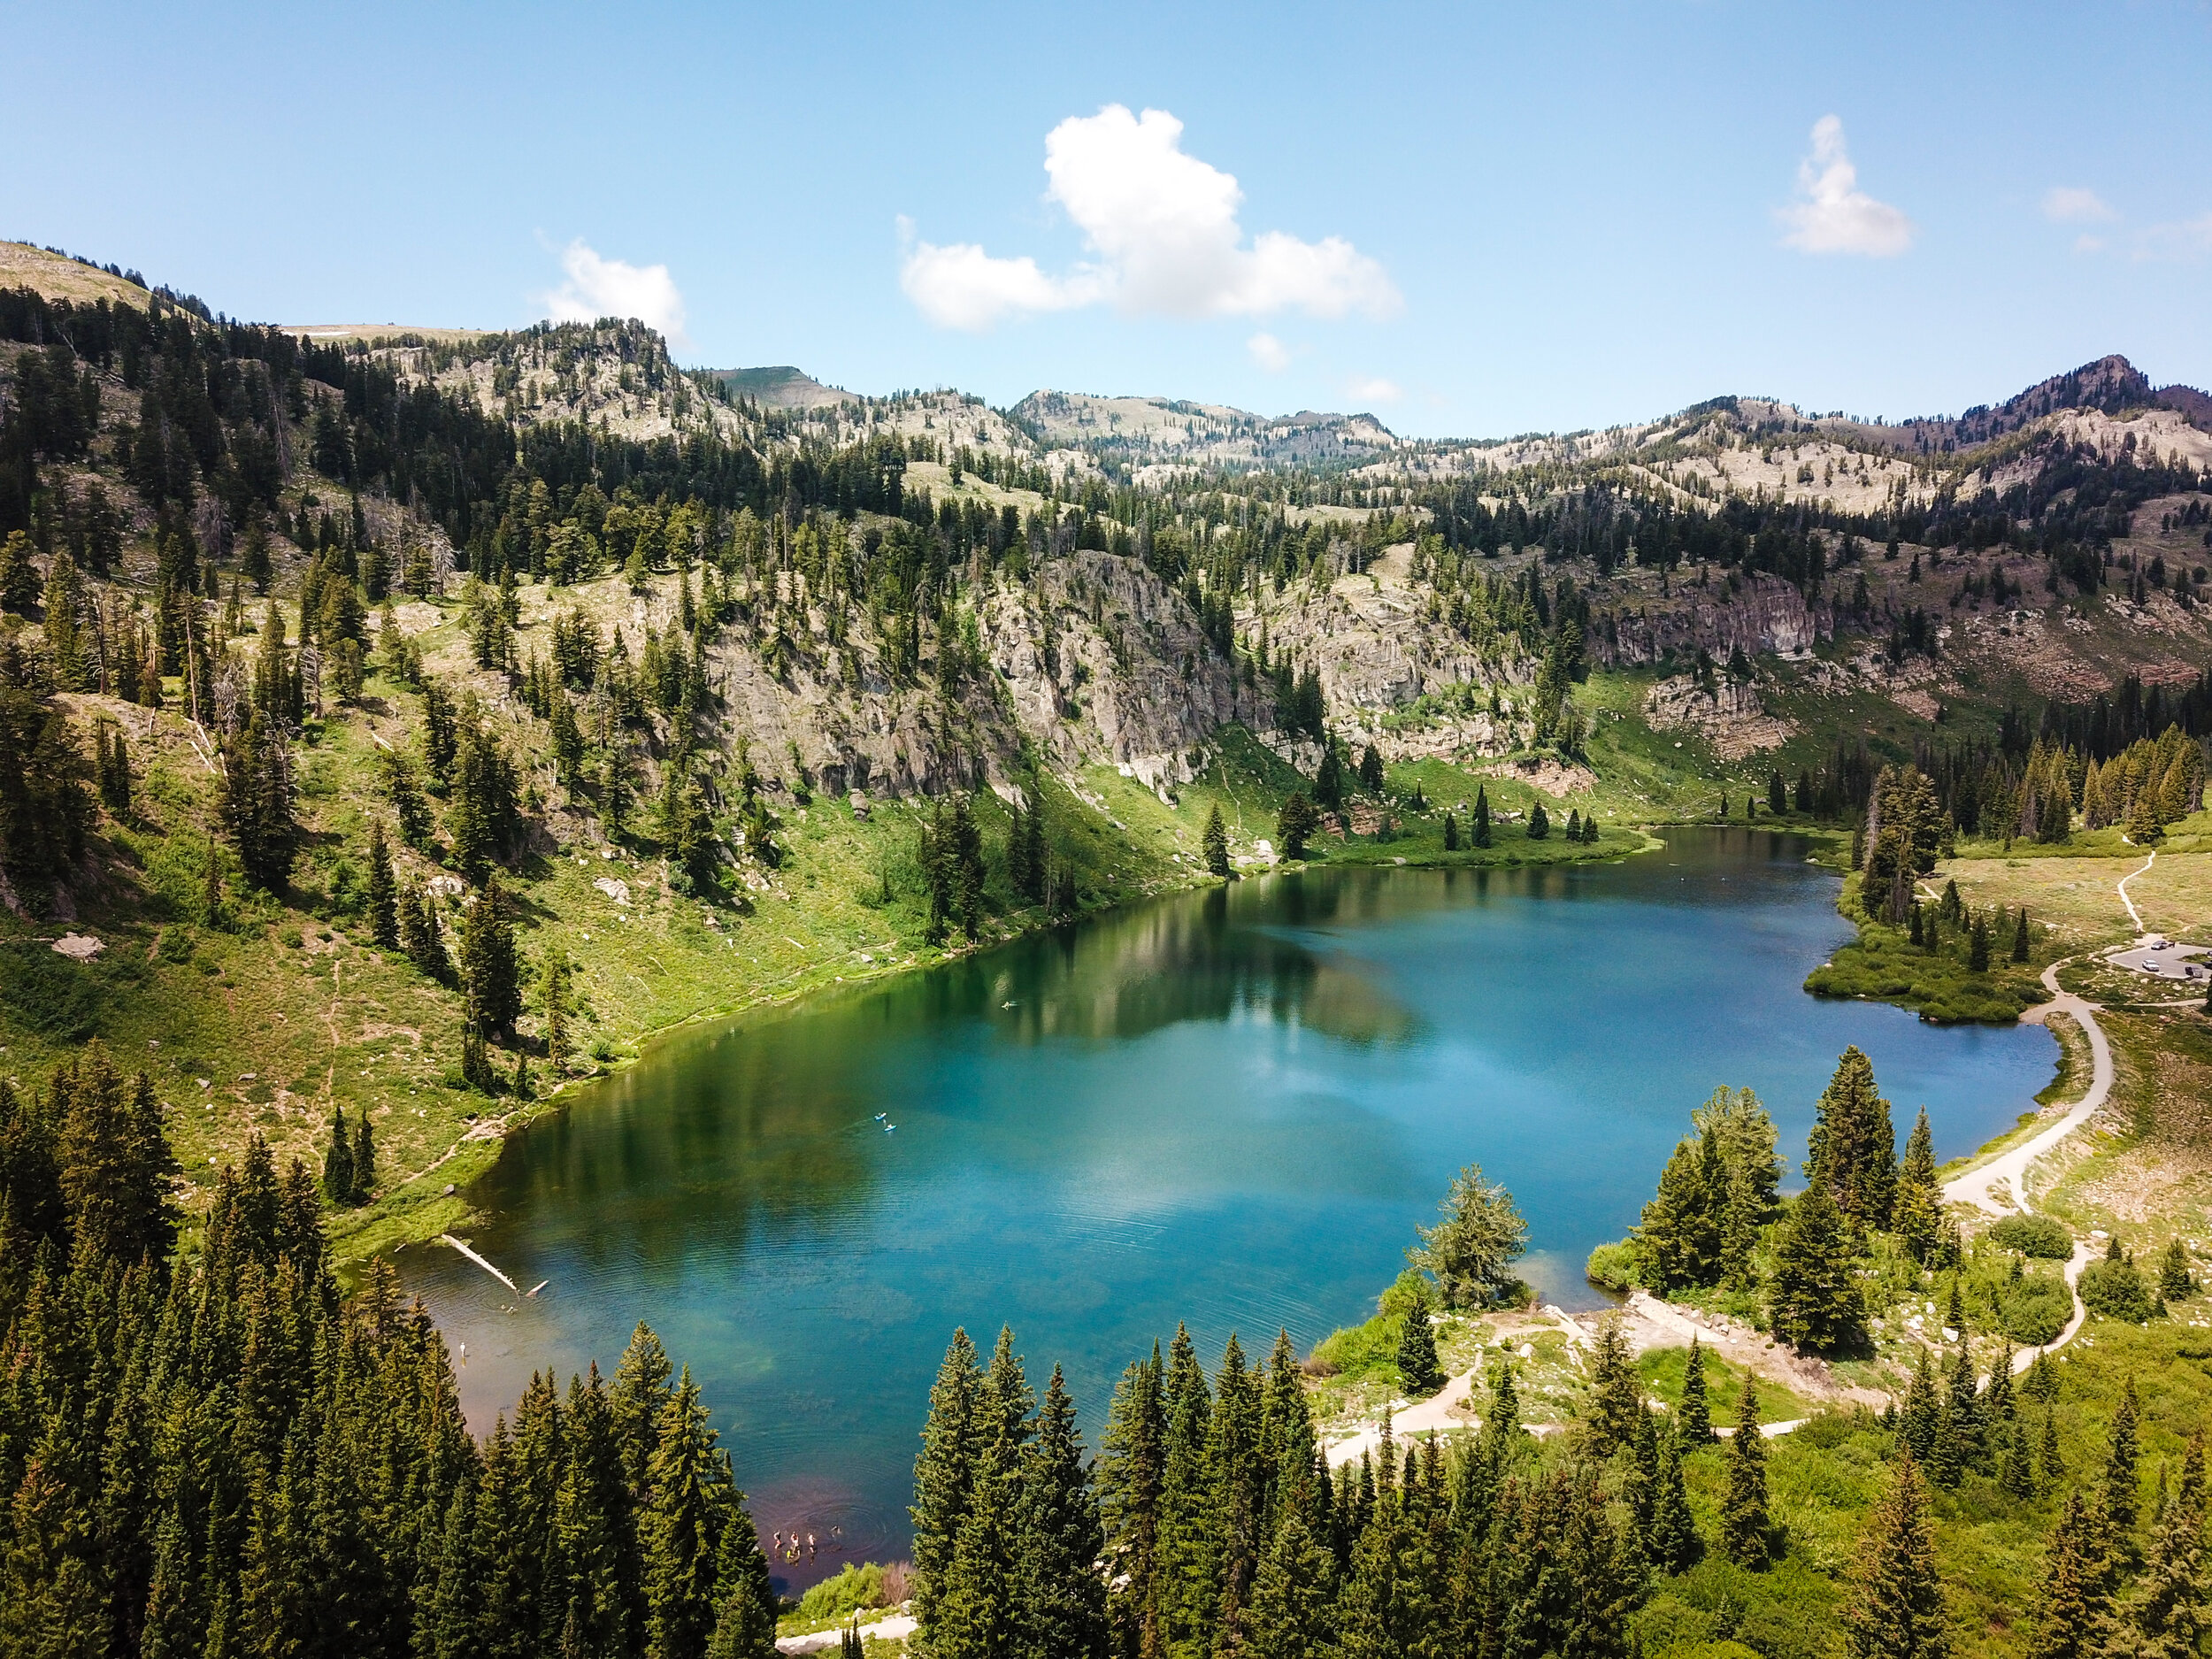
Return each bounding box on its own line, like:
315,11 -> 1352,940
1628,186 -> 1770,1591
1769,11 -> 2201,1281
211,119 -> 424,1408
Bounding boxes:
542,946 -> 575,1074
351,1110 -> 374,1203
1528,801 -> 1549,839
1646,1418 -> 1701,1575
461,873 -> 523,1040
1471,786 -> 1491,848
1442,810 -> 1459,852
911,1330 -> 982,1638
1893,1108 -> 1942,1263
1275,793 -> 1318,861
1242,1509 -> 1338,1659
216,707 -> 297,891
1844,1455 -> 1949,1659
1720,1376 -> 1770,1569
2160,1239 -> 2196,1303
2131,1434 -> 2208,1659
322,1104 -> 354,1204
1202,803 -> 1231,877
2014,908 -> 2032,962
641,1369 -> 727,1659
366,820 -> 398,949
1395,1279 -> 1444,1399
1585,1317 -> 1643,1457
1678,1337 -> 1716,1444
1806,1046 -> 1897,1230
2108,1376 -> 2143,1540
1637,1131 -> 1721,1294
1155,1325 -> 1217,1658
2027,1490 -> 2117,1659
52,1044 -> 178,1263
1768,1181 -> 1864,1352
1970,912 -> 1992,972
1098,1344 -> 1165,1659
1015,1364 -> 1107,1659
1358,744 -> 1386,794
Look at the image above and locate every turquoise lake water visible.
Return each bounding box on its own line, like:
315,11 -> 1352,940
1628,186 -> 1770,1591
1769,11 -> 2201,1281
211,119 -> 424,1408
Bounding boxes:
401,827 -> 2056,1583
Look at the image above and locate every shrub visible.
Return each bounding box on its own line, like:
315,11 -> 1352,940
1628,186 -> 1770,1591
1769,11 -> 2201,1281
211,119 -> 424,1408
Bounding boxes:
796,1563 -> 887,1624
1988,1213 -> 2074,1259
1586,1239 -> 1646,1293
2079,1257 -> 2154,1323
1997,1272 -> 2073,1345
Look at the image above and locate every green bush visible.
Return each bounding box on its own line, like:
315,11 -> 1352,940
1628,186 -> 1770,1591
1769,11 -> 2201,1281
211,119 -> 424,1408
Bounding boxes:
1989,1214 -> 2074,1259
1586,1238 -> 1644,1293
796,1563 -> 887,1624
2080,1257 -> 2154,1323
1997,1272 -> 2073,1345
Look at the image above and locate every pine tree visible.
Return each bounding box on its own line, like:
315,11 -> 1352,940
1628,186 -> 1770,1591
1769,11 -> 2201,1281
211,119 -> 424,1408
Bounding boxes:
1275,793 -> 1318,861
1155,1325 -> 1217,1657
2027,1490 -> 2117,1659
366,821 -> 398,949
1528,801 -> 1549,839
1586,1317 -> 1643,1456
1637,1132 -> 1720,1293
703,1484 -> 778,1659
1243,1509 -> 1338,1659
1768,1181 -> 1864,1352
1014,1364 -> 1107,1659
542,947 -> 575,1074
2160,1239 -> 2196,1302
2015,908 -> 2032,962
351,1111 -> 375,1203
1202,803 -> 1231,877
911,1330 -> 982,1638
1099,1346 -> 1165,1659
1678,1336 -> 1715,1443
1359,744 -> 1386,794
641,1368 -> 727,1659
1471,786 -> 1491,848
1844,1455 -> 1949,1659
2108,1376 -> 2143,1540
1970,913 -> 1992,972
1893,1108 -> 1941,1263
1806,1046 -> 1897,1230
461,873 -> 523,1039
2131,1434 -> 2208,1659
322,1105 -> 354,1203
217,708 -> 297,891
1442,810 -> 1459,852
1720,1376 -> 1770,1569
1396,1279 -> 1444,1399
1647,1418 -> 1701,1575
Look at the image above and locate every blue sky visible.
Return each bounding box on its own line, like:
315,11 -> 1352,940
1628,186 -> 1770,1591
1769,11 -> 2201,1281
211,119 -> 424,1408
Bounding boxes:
6,1 -> 2208,437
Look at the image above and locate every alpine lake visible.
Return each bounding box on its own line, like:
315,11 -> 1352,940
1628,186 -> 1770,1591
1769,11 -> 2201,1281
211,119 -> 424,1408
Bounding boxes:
400,827 -> 2058,1587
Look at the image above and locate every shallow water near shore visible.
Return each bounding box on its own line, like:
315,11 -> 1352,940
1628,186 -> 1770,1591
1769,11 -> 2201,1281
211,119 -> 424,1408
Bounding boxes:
403,826 -> 2054,1586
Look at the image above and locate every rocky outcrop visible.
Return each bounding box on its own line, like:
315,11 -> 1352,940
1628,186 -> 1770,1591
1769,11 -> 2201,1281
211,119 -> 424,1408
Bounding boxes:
1642,674 -> 1795,759
1603,574 -> 1824,667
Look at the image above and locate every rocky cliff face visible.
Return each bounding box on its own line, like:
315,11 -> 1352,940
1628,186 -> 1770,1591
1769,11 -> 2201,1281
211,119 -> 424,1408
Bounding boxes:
1602,575 -> 1824,667
691,549 -> 1265,805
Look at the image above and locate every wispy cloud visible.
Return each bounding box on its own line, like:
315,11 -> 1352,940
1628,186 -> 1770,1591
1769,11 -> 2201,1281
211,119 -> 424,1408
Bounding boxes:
2041,185 -> 2116,225
1247,331 -> 1291,372
1776,116 -> 1914,257
541,240 -> 688,346
2136,212 -> 2212,261
901,105 -> 1401,331
1344,374 -> 1401,405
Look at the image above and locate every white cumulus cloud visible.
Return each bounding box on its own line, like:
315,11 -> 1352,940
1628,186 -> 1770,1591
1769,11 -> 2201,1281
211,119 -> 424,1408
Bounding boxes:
1777,116 -> 1914,257
541,240 -> 689,346
1247,331 -> 1291,372
901,104 -> 1399,331
1344,374 -> 1402,405
2042,186 -> 2116,225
